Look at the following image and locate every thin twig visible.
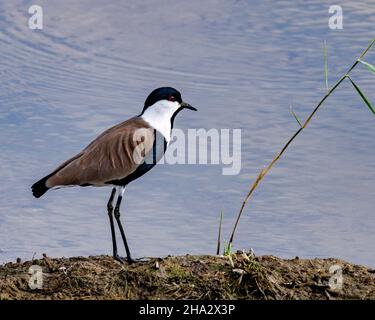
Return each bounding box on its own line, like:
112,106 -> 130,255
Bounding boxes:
216,210 -> 223,255
229,39 -> 375,246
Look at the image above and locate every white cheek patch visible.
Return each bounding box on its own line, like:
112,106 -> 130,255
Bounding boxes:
141,100 -> 180,143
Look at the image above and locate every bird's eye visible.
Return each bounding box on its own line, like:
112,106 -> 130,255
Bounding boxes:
168,95 -> 175,102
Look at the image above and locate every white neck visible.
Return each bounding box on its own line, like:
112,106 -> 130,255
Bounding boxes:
140,100 -> 180,143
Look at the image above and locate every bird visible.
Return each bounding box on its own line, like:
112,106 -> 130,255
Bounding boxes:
31,87 -> 197,263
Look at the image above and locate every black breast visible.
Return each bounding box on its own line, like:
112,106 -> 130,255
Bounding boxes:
105,130 -> 168,186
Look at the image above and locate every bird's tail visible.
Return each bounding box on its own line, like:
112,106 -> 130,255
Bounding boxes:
31,176 -> 50,198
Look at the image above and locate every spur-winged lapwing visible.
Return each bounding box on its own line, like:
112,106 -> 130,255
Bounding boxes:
31,87 -> 196,263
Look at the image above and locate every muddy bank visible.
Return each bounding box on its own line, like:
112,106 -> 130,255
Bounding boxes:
0,252 -> 374,300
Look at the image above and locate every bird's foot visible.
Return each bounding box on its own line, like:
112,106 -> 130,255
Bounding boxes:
125,256 -> 136,264
113,253 -> 124,264
113,254 -> 136,264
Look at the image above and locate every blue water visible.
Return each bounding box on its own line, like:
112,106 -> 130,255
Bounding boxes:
1,0 -> 375,266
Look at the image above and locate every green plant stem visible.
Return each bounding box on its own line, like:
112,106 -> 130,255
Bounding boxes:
228,39 -> 375,246
347,76 -> 375,115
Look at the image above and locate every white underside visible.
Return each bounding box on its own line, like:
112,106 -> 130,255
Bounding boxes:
51,184 -> 125,193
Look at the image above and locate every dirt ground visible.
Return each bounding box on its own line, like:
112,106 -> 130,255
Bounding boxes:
0,252 -> 374,300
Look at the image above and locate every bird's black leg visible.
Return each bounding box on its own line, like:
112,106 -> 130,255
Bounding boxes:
107,187 -> 123,263
114,189 -> 135,264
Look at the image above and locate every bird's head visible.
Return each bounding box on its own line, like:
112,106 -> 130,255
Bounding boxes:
140,87 -> 197,117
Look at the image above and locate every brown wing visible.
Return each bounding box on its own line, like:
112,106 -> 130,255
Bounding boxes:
45,117 -> 155,188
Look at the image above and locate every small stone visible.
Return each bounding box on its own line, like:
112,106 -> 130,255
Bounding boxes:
59,266 -> 67,275
232,268 -> 245,274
